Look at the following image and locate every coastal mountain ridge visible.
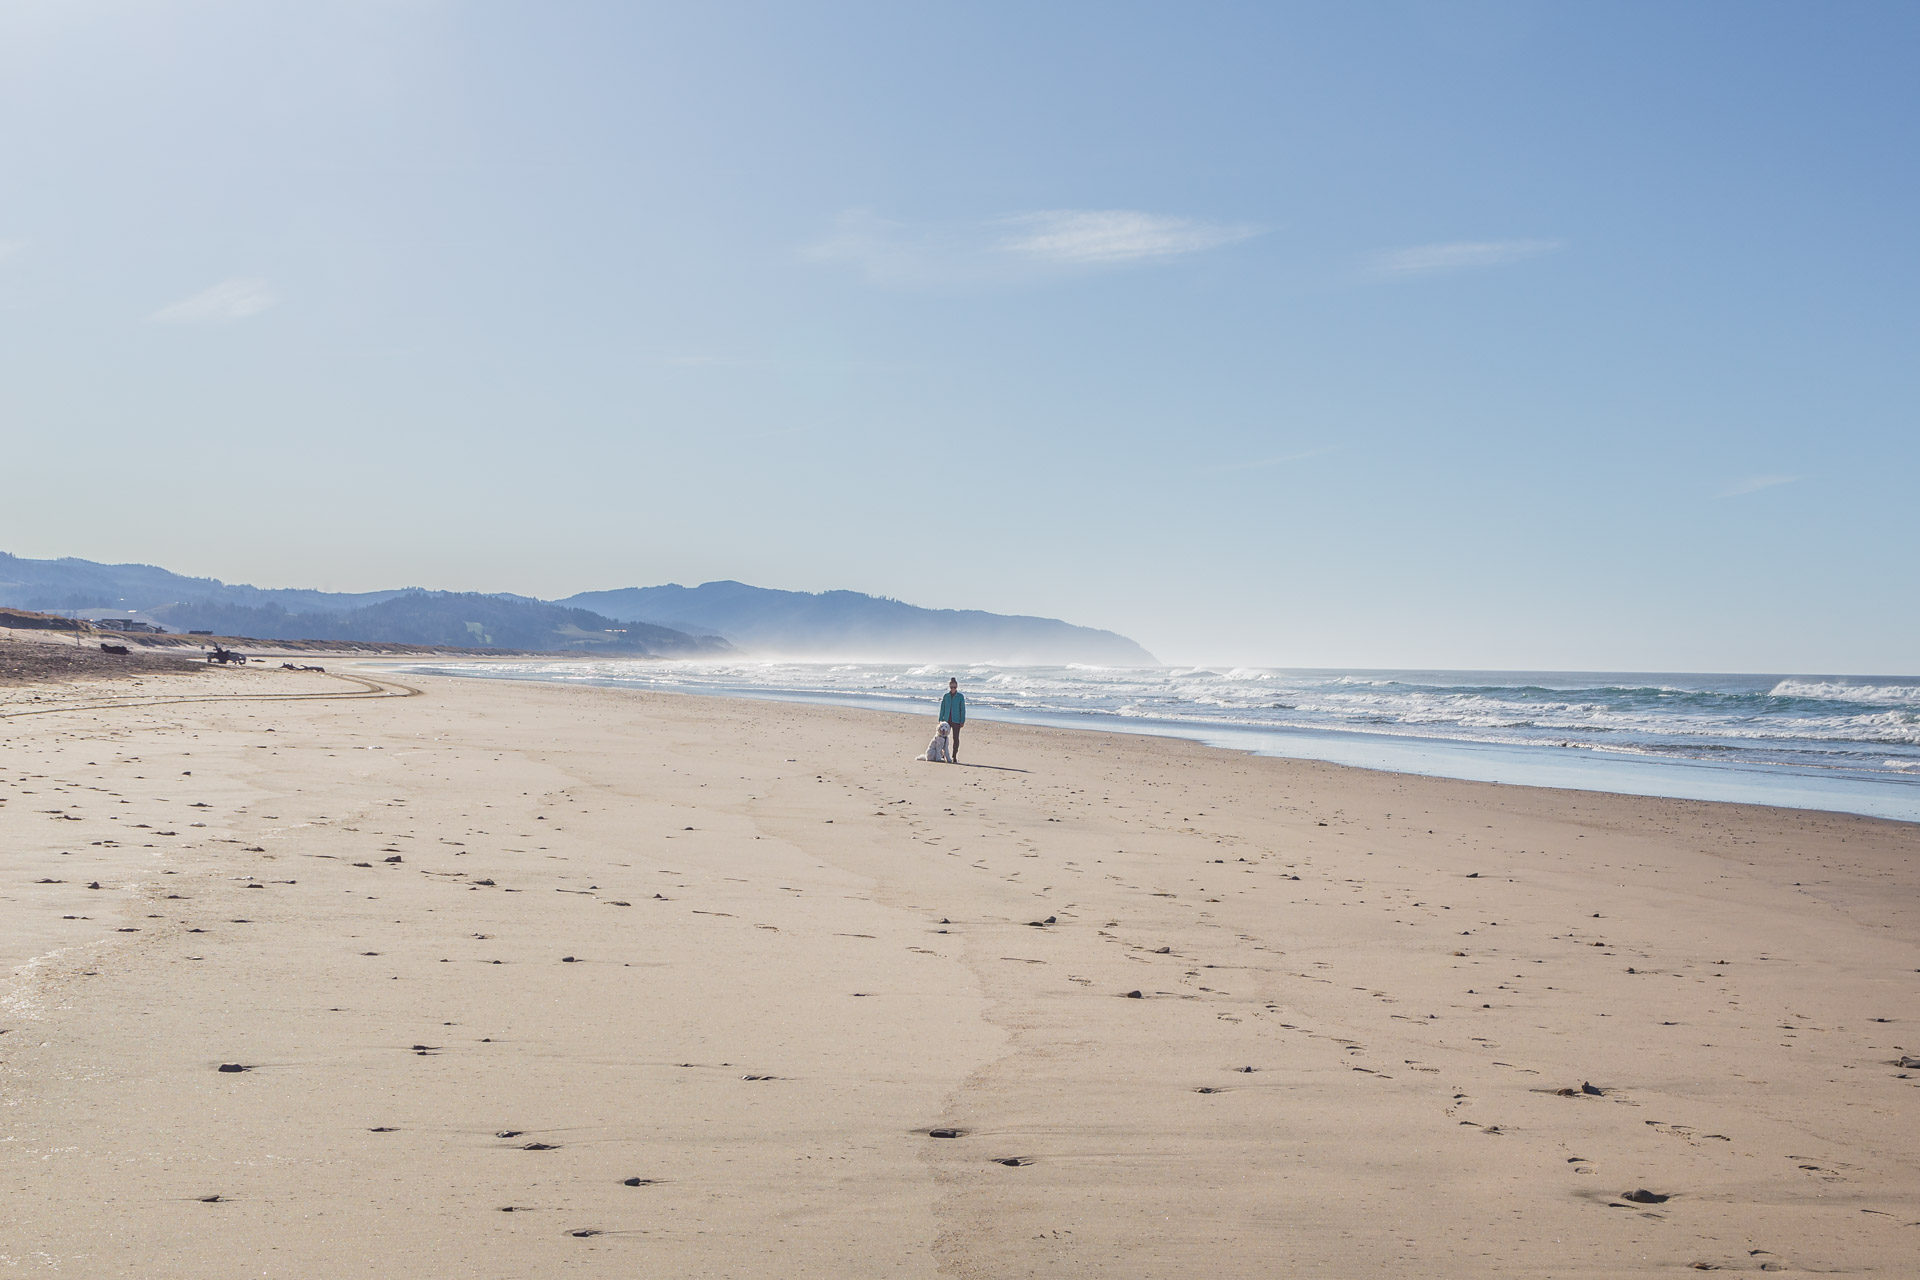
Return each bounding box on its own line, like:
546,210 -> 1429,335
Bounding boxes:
148,592 -> 729,657
557,581 -> 1156,665
0,553 -> 1157,664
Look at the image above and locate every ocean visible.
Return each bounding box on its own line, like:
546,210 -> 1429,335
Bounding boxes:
396,661 -> 1920,824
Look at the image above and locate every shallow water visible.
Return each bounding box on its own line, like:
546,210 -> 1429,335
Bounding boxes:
397,661 -> 1920,823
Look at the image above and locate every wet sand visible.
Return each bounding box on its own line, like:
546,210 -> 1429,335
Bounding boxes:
2,666 -> 1916,1277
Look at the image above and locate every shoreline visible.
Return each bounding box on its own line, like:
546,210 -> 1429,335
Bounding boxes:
4,667 -> 1916,1277
386,658 -> 1920,827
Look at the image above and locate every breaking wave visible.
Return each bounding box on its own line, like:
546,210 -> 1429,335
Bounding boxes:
1767,679 -> 1920,705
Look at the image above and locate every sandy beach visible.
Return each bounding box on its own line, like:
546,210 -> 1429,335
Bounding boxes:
3,664 -> 1916,1278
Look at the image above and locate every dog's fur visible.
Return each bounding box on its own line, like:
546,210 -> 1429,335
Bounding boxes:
919,721 -> 952,763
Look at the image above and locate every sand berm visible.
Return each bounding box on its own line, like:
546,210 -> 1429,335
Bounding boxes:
3,663 -> 1915,1277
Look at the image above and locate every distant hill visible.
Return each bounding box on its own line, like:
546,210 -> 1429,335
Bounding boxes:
0,551 -> 406,615
146,591 -> 728,656
559,581 -> 1158,665
0,553 -> 1157,664
0,554 -> 722,655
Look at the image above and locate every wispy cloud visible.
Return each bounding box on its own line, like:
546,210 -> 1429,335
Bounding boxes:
0,239 -> 24,264
149,277 -> 275,325
1716,474 -> 1798,499
994,211 -> 1259,265
806,208 -> 1257,287
1370,239 -> 1561,278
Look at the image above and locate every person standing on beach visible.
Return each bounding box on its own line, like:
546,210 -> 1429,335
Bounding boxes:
939,677 -> 967,764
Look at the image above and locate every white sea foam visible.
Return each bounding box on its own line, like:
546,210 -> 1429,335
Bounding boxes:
1768,679 -> 1920,705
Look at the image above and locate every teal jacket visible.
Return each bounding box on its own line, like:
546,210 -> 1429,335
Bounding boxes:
939,690 -> 966,726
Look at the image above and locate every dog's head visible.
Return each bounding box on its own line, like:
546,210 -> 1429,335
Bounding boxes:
937,722 -> 950,736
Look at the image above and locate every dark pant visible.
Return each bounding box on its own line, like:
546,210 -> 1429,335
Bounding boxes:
945,722 -> 962,761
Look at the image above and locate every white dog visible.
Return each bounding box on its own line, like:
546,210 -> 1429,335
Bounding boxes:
919,721 -> 952,763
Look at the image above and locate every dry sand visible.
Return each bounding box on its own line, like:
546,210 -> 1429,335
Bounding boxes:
2,665 -> 1915,1278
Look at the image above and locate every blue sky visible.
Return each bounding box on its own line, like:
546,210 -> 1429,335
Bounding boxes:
2,1 -> 1915,670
